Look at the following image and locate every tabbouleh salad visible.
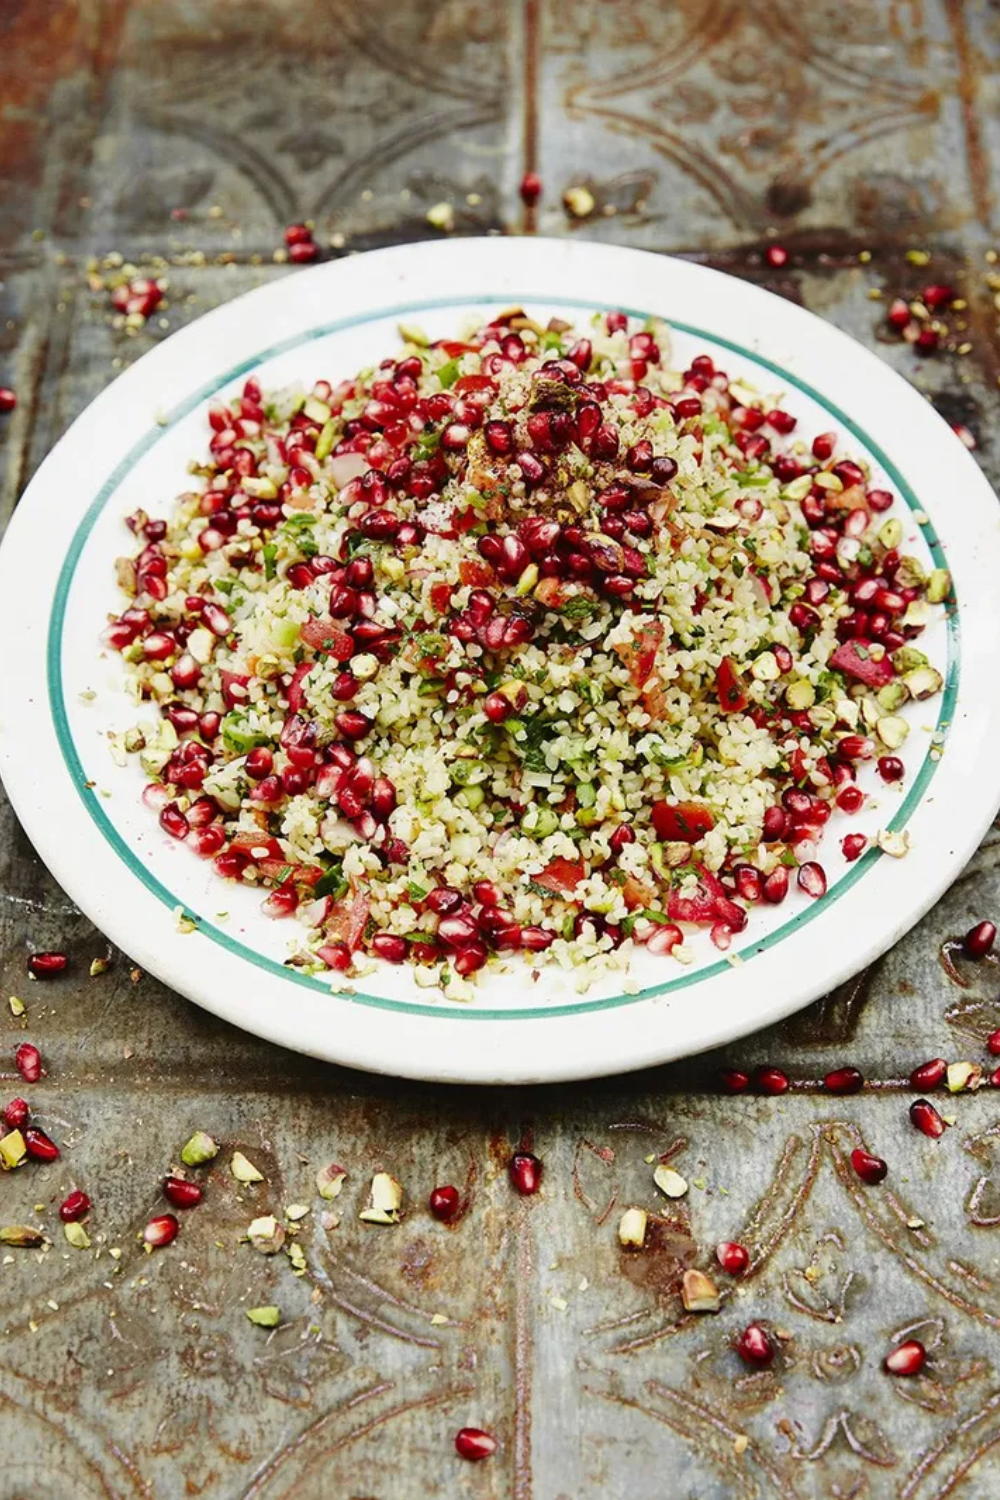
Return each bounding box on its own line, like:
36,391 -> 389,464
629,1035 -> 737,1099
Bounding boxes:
102,307 -> 948,1002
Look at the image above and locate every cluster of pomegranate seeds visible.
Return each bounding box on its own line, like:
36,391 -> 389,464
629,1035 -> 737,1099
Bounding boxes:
884,281 -> 957,355
104,309 -> 948,989
109,277 -> 166,322
0,387 -> 16,413
284,222 -> 319,265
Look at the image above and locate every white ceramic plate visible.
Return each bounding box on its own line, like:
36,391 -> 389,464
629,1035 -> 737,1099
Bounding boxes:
2,238 -> 998,1084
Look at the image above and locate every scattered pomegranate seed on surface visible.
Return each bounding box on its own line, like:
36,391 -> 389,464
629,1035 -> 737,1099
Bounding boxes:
825,1066 -> 864,1095
143,1213 -> 179,1249
519,171 -> 542,206
841,833 -> 867,862
716,1241 -> 750,1274
922,283 -> 954,310
14,1043 -> 43,1084
0,387 -> 16,413
735,1322 -> 774,1367
289,240 -> 318,264
429,1185 -> 460,1221
986,1030 -> 1000,1056
963,920 -> 996,958
60,1189 -> 92,1222
910,1058 -> 947,1090
3,1098 -> 29,1129
27,951 -> 68,979
24,1126 -> 59,1162
754,1066 -> 790,1096
163,1176 -> 204,1209
886,297 -> 912,331
509,1152 -> 542,1196
284,223 -> 313,246
850,1148 -> 887,1184
884,1339 -> 926,1376
455,1427 -> 497,1461
720,1068 -> 750,1094
764,245 -> 788,268
910,1099 -> 947,1139
877,756 -> 904,784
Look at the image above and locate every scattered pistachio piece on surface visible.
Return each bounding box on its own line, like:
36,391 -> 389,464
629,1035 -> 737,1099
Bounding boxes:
359,1172 -> 403,1224
653,1164 -> 689,1199
180,1131 -> 219,1167
618,1208 -> 647,1248
231,1151 -> 264,1184
315,1163 -> 347,1200
246,1305 -> 281,1327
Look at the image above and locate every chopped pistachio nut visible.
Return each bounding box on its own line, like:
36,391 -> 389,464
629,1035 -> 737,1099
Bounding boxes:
563,185 -> 596,219
246,1305 -> 281,1327
926,567 -> 951,604
425,201 -> 455,232
877,681 -> 909,712
946,1061 -> 983,1093
653,1164 -> 688,1199
0,1225 -> 46,1247
181,1131 -> 219,1167
359,1171 -> 403,1225
64,1222 -> 91,1250
173,906 -> 198,935
315,1163 -> 348,1200
876,829 -> 910,858
285,1203 -> 310,1222
89,957 -> 110,978
877,518 -> 903,550
877,715 -> 909,751
231,1150 -> 264,1184
904,664 -> 943,701
247,1215 -> 285,1254
681,1269 -> 721,1312
8,995 -> 25,1018
618,1207 -> 647,1248
287,1240 -> 308,1274
0,1131 -> 27,1171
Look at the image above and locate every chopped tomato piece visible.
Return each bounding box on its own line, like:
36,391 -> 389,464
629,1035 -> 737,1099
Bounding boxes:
716,656 -> 748,713
438,340 -> 478,357
452,507 -> 481,534
534,857 -> 586,895
327,888 -> 371,950
286,661 -> 313,713
258,858 -> 323,888
458,559 -> 495,588
622,875 -> 657,911
667,868 -> 724,925
230,833 -> 283,859
299,619 -> 354,660
454,374 -> 495,393
615,620 -> 664,689
429,581 -> 453,614
830,640 -> 896,688
651,800 -> 715,842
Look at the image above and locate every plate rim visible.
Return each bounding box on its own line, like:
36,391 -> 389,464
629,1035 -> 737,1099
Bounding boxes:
2,236 -> 998,1082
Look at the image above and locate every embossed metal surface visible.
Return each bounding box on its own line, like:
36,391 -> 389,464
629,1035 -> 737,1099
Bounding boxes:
3,1 -> 1000,1494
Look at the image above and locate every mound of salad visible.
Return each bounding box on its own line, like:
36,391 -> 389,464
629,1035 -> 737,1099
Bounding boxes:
103,307 -> 948,1001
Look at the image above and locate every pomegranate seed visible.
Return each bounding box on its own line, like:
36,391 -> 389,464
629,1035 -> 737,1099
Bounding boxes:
762,867 -> 789,904
719,1068 -> 749,1093
14,1043 -> 43,1084
143,1213 -> 179,1248
877,756 -> 904,784
427,887 -> 462,916
650,455 -> 678,484
987,1031 -> 1000,1056
27,951 -> 67,979
160,803 -> 189,839
318,942 -> 351,972
867,487 -> 893,512
429,1184 -> 460,1221
335,711 -> 372,741
736,1322 -> 774,1366
754,1066 -> 789,1095
59,1189 -> 92,1222
244,746 -> 274,780
964,920 -> 996,958
289,240 -> 318,264
520,926 -> 554,952
837,786 -> 864,814
842,833 -> 867,862
0,387 -> 17,413
762,806 -> 788,842
455,1427 -> 497,1462
825,1066 -> 863,1094
24,1127 -> 59,1162
163,1176 -> 203,1208
509,1152 -> 542,1196
887,297 -> 913,331
4,1098 -> 29,1129
797,862 -> 827,899
484,691 -> 514,723
764,245 -> 788,268
910,1058 -> 947,1089
910,1099 -> 947,1139
716,1241 -> 750,1275
915,327 -> 939,354
371,932 -> 408,963
609,824 -> 635,855
884,1339 -> 926,1376
437,913 -> 479,949
285,223 -> 313,247
850,1148 -> 887,1184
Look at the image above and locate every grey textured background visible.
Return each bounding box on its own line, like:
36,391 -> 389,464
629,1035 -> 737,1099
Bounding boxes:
3,2 -> 1000,1495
